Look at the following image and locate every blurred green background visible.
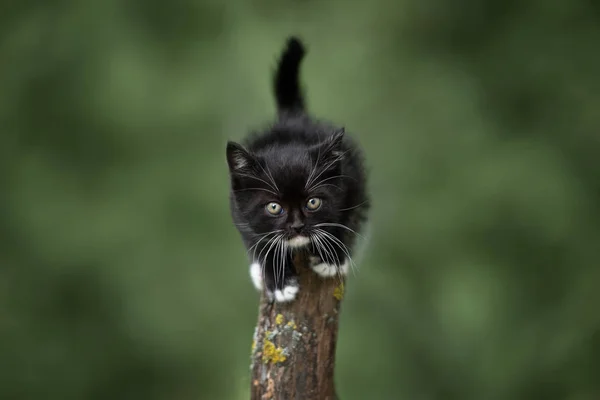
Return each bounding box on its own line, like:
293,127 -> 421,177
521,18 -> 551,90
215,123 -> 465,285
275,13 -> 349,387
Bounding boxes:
2,0 -> 599,399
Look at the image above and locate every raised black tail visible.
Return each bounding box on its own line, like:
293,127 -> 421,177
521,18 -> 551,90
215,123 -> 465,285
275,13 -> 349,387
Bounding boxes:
273,36 -> 306,114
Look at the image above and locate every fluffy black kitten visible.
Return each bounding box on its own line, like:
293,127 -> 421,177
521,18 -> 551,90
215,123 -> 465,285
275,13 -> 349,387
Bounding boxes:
226,37 -> 369,302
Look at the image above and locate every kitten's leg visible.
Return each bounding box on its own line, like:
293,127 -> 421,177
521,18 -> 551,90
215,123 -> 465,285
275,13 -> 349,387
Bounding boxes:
263,250 -> 299,302
309,232 -> 351,278
251,248 -> 299,302
246,235 -> 282,294
249,261 -> 264,291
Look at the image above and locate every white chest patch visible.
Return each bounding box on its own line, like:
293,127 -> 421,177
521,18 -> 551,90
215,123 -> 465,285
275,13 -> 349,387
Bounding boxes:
287,235 -> 310,248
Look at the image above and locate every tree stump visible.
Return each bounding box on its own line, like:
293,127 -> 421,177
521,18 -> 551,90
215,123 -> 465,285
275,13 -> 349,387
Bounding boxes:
250,251 -> 345,400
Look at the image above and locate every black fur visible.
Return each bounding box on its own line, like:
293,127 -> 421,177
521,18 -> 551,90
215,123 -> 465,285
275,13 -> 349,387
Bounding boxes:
273,37 -> 306,114
226,36 -> 370,300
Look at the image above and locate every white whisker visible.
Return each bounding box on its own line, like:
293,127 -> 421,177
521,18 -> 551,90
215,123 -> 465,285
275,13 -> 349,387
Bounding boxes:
338,200 -> 369,212
311,232 -> 332,266
278,238 -> 287,289
315,223 -> 364,239
314,230 -> 344,284
305,150 -> 350,190
309,232 -> 326,265
317,231 -> 341,266
247,230 -> 283,258
316,228 -> 358,277
309,183 -> 343,192
256,159 -> 280,193
273,238 -> 282,289
234,187 -> 278,196
260,233 -> 283,290
307,174 -> 357,193
305,132 -> 323,190
256,233 -> 282,290
263,162 -> 280,192
234,173 -> 278,193
257,233 -> 281,265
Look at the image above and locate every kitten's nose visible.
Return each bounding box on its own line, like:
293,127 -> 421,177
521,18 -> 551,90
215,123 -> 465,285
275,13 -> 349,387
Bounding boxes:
291,222 -> 304,233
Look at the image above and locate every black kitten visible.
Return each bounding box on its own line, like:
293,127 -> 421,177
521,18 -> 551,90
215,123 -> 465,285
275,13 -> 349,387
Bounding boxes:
226,37 -> 369,302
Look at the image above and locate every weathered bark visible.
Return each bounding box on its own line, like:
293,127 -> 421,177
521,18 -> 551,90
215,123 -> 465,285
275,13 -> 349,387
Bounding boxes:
250,251 -> 345,400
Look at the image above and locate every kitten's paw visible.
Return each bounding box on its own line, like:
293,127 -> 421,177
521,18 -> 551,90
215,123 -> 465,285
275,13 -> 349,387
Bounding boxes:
274,279 -> 299,303
249,262 -> 263,291
311,258 -> 350,278
311,262 -> 338,277
309,255 -> 322,266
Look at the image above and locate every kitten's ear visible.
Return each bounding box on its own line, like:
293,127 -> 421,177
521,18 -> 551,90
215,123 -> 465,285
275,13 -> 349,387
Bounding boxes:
226,141 -> 254,173
320,128 -> 345,160
328,128 -> 345,157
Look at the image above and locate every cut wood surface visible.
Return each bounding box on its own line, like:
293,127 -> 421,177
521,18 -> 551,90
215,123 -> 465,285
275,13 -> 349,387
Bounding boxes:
250,252 -> 345,400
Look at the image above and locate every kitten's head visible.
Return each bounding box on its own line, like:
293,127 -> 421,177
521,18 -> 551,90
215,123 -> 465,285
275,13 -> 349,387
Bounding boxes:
226,129 -> 345,249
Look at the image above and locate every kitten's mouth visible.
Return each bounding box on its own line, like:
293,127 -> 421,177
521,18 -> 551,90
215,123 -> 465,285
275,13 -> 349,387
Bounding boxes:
287,235 -> 310,249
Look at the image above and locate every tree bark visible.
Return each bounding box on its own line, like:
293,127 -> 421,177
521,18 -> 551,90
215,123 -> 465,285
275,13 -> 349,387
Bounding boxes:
250,251 -> 345,400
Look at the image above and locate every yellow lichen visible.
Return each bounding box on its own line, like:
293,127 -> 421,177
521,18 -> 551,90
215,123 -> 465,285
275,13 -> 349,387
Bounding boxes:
333,282 -> 345,300
251,339 -> 256,352
262,339 -> 287,364
275,314 -> 284,325
286,320 -> 297,329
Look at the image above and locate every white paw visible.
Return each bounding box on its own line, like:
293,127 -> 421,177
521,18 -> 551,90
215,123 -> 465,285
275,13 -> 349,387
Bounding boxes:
340,259 -> 350,275
311,259 -> 350,278
311,262 -> 338,277
274,282 -> 299,303
309,256 -> 321,265
249,262 -> 263,291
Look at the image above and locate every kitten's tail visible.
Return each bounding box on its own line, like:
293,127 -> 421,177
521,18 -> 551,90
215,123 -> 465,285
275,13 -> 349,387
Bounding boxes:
273,36 -> 306,115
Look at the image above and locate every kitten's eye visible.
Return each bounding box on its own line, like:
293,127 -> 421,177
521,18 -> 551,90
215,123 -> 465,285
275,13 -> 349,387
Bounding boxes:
266,202 -> 284,215
306,197 -> 322,211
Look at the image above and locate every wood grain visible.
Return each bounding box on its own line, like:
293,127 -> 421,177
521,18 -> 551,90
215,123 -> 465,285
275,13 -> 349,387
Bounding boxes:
250,251 -> 344,400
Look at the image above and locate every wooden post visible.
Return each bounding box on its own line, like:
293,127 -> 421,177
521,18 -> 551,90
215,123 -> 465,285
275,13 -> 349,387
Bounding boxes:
250,251 -> 345,400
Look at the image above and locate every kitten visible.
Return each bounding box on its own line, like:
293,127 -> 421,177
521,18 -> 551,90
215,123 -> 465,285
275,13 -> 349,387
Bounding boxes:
226,37 -> 369,302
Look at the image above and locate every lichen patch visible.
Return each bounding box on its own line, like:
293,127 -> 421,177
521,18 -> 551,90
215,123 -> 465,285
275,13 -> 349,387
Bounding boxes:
275,314 -> 284,325
286,320 -> 297,330
262,339 -> 287,364
333,282 -> 345,300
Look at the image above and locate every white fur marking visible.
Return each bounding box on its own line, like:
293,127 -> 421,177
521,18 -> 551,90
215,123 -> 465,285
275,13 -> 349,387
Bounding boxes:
274,283 -> 299,302
340,259 -> 350,275
309,256 -> 321,265
311,262 -> 337,277
287,235 -> 310,248
311,258 -> 350,278
249,262 -> 263,291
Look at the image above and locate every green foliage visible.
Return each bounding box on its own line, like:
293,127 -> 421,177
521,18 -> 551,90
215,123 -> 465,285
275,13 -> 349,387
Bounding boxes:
1,0 -> 599,399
